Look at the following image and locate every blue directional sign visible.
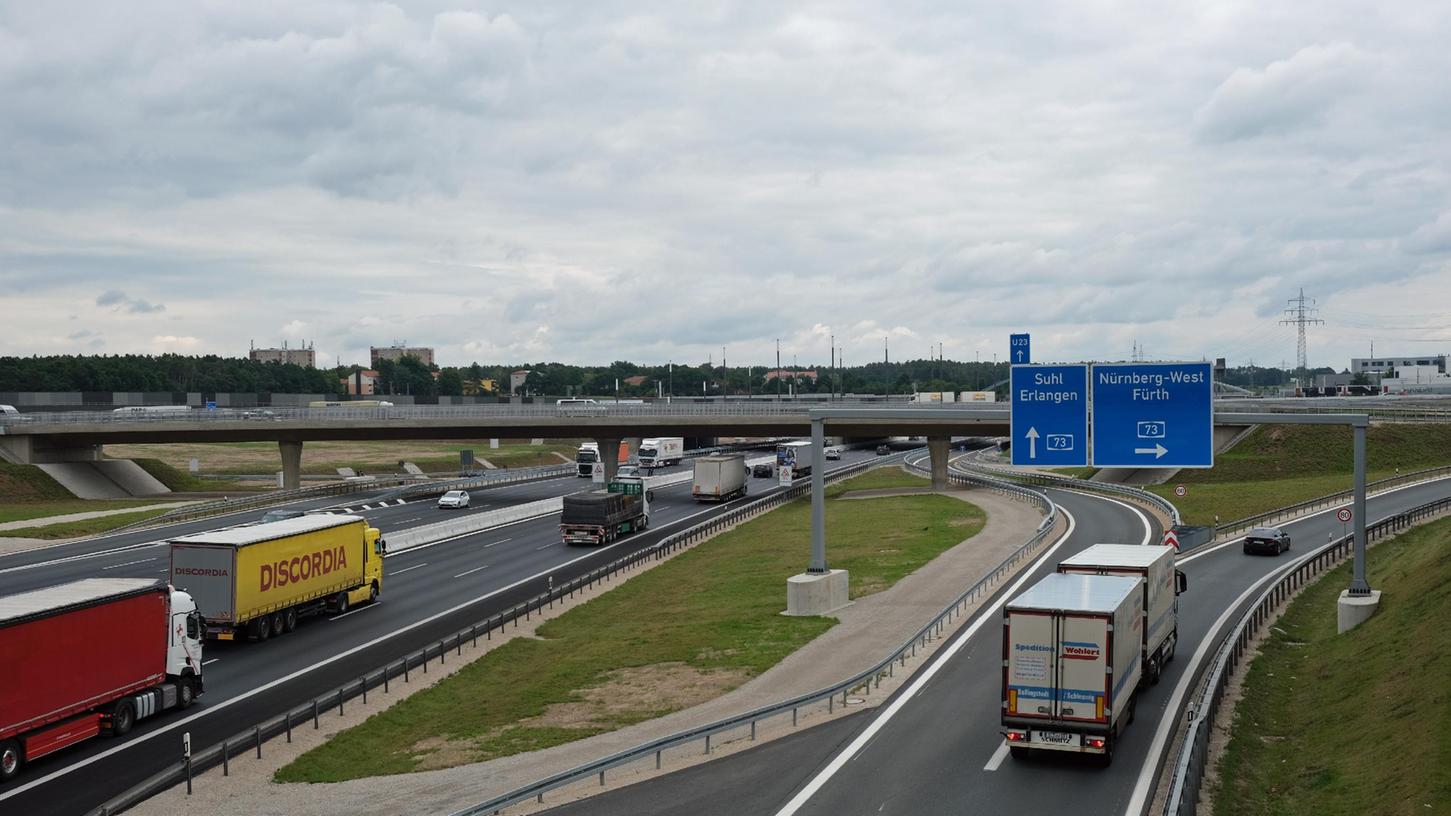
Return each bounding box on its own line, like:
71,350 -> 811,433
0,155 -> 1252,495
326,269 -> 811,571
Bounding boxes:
1010,333 -> 1031,365
1091,362 -> 1214,468
1010,364 -> 1088,466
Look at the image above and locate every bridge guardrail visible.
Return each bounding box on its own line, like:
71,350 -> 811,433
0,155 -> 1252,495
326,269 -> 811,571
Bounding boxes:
82,453 -> 904,816
107,477 -> 420,533
1160,493 -> 1451,816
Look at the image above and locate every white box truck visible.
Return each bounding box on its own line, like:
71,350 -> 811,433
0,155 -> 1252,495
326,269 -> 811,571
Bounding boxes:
1058,544 -> 1186,684
692,454 -> 748,502
638,437 -> 684,470
1001,573 -> 1143,763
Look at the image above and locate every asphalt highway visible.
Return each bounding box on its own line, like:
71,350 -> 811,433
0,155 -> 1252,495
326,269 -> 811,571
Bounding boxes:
535,471 -> 1451,816
0,449 -> 881,816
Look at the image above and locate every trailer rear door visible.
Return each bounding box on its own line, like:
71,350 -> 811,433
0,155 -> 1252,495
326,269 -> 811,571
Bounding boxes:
170,544 -> 237,622
1004,610 -> 1055,718
1056,615 -> 1110,722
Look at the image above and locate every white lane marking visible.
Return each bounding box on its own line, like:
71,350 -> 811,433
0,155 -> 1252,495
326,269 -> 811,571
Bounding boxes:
0,486 -> 767,803
102,557 -> 157,570
1081,494 -> 1153,547
157,568 -> 169,573
394,499 -> 407,505
1122,543 -> 1324,816
330,602 -> 381,621
389,563 -> 428,576
482,538 -> 511,548
536,542 -> 556,551
360,504 -> 374,510
773,506 -> 1079,816
454,565 -> 490,579
202,658 -> 220,666
983,741 -> 1010,772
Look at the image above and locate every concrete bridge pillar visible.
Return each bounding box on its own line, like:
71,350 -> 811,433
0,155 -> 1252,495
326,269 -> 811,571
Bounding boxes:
595,437 -> 621,483
279,440 -> 303,490
928,436 -> 951,491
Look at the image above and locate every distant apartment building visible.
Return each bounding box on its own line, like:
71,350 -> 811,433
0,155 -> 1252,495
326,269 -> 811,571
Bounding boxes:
370,345 -> 435,368
249,342 -> 315,368
342,369 -> 380,396
510,370 -> 532,394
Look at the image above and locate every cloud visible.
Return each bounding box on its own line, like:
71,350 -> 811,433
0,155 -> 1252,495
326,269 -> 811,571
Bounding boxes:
1193,43 -> 1377,142
95,289 -> 166,314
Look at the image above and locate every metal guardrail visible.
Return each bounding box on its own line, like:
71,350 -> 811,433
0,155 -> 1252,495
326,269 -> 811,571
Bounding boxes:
1160,493 -> 1451,816
953,453 -> 1183,526
445,457 -> 1058,816
1213,464 -> 1451,538
83,453 -> 898,815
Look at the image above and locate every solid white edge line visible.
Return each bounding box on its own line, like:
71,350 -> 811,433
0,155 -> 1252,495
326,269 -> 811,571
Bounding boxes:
0,478 -> 777,803
1121,542 -> 1325,816
771,505 -> 1079,816
1082,494 -> 1153,547
983,740 -> 1011,772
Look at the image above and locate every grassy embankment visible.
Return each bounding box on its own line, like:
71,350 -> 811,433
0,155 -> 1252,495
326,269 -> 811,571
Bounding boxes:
1147,424 -> 1451,525
0,462 -> 175,536
277,467 -> 984,782
106,439 -> 580,477
1210,515 -> 1451,814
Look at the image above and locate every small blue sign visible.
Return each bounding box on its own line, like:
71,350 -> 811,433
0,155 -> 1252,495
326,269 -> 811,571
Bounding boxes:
1010,365 -> 1088,466
205,401 -> 217,411
1010,333 -> 1031,365
1091,362 -> 1214,468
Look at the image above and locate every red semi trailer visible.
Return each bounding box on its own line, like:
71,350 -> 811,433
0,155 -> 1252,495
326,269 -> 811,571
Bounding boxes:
0,578 -> 204,782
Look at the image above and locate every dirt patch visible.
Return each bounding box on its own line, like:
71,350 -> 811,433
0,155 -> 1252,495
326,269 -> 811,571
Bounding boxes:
410,737 -> 480,772
525,663 -> 751,731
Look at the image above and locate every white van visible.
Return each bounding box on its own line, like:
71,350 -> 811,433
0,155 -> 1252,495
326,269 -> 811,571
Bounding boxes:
0,405 -> 20,416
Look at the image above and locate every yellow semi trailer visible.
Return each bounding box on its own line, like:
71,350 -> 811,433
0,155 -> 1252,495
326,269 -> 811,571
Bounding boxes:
168,515 -> 385,642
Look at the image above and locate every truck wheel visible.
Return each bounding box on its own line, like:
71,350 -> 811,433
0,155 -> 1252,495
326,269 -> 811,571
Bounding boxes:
256,615 -> 272,641
110,699 -> 135,737
270,612 -> 286,637
283,607 -> 298,632
0,739 -> 21,782
176,677 -> 196,710
336,592 -> 350,615
1148,655 -> 1162,685
369,582 -> 379,604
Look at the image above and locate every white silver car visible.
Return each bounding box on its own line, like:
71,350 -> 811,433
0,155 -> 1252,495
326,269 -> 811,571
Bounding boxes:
437,490 -> 471,509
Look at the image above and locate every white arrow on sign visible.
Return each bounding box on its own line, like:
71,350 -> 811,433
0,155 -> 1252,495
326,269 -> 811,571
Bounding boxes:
1015,349 -> 1025,361
1025,427 -> 1039,459
1134,443 -> 1168,459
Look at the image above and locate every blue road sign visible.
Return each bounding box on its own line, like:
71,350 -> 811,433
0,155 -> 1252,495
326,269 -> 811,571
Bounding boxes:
1091,362 -> 1214,468
204,401 -> 217,411
1010,364 -> 1088,466
1010,333 -> 1031,365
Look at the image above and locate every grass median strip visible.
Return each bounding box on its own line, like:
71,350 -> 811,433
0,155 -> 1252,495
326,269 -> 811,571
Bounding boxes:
276,468 -> 985,783
0,508 -> 175,539
1209,515 -> 1451,815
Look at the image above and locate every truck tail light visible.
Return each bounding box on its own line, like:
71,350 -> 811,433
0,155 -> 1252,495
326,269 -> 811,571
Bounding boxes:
1005,730 -> 1027,743
1087,737 -> 1106,750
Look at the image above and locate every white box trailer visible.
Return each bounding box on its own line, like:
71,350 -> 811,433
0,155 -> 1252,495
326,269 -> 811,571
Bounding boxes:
638,438 -> 684,470
692,454 -> 748,502
1058,544 -> 1186,685
1001,573 -> 1143,763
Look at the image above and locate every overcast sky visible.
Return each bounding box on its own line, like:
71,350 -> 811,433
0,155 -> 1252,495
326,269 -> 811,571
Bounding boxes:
3,1 -> 1449,371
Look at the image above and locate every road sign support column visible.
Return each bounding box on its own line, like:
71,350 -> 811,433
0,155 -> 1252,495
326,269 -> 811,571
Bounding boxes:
594,437 -> 620,484
1349,421 -> 1371,595
809,417 -> 827,574
786,414 -> 848,616
927,436 -> 950,491
278,440 -> 303,490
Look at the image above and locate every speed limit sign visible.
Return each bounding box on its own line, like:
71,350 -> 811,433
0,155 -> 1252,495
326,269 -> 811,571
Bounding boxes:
1173,485 -> 1187,497
1336,507 -> 1352,523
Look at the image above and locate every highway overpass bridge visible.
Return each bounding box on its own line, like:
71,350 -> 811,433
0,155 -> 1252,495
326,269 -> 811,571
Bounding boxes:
0,403 -> 1290,491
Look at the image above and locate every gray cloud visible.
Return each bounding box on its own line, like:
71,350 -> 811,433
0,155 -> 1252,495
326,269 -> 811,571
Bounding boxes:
2,2 -> 1449,371
96,290 -> 166,314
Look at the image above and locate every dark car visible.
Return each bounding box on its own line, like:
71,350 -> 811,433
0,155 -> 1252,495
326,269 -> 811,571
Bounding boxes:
752,463 -> 774,478
1243,526 -> 1291,555
875,445 -> 891,456
260,508 -> 307,524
